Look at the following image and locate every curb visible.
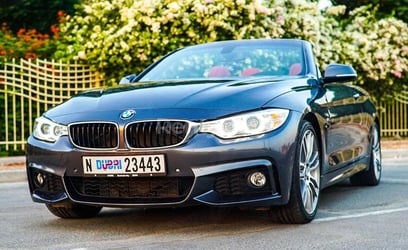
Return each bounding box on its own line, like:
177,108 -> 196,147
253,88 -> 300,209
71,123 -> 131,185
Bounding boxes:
0,156 -> 26,166
0,149 -> 407,183
0,169 -> 26,183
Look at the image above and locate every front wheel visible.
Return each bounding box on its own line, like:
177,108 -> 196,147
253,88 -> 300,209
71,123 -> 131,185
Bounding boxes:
350,123 -> 382,186
271,121 -> 321,224
46,203 -> 102,219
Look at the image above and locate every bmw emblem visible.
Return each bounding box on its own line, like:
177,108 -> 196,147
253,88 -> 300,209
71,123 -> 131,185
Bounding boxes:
120,109 -> 136,120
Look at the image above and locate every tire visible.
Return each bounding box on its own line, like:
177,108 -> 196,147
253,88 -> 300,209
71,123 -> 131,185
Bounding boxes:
46,203 -> 102,219
350,123 -> 382,186
271,121 -> 321,224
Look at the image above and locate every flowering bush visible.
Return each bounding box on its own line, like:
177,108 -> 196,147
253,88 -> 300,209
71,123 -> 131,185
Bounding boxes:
279,1 -> 346,67
339,6 -> 408,101
55,0 -> 285,84
0,23 -> 54,59
278,1 -> 408,101
0,11 -> 65,60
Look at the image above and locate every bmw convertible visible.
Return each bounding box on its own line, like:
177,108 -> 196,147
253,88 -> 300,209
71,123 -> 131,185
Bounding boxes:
26,39 -> 381,224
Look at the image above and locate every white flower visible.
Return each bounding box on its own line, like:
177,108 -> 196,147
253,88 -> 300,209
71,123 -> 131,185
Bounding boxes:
168,2 -> 180,12
152,22 -> 160,33
123,54 -> 132,62
120,41 -> 129,51
83,5 -> 92,14
92,25 -> 101,33
77,51 -> 87,60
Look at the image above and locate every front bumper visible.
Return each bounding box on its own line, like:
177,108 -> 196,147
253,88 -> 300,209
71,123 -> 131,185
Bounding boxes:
26,113 -> 300,208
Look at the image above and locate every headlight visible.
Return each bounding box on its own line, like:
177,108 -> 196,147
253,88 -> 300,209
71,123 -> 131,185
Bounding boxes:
33,116 -> 68,142
200,109 -> 289,139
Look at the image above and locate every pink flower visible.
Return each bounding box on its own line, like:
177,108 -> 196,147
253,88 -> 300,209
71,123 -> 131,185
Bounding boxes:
277,15 -> 284,24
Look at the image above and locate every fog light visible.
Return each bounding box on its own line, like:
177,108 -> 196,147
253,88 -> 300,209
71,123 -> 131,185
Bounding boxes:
34,172 -> 46,187
248,171 -> 267,188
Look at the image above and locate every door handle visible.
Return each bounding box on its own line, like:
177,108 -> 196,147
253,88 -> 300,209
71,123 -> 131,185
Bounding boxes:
353,93 -> 360,100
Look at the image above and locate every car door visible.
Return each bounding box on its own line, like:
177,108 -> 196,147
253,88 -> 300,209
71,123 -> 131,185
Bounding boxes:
323,83 -> 367,171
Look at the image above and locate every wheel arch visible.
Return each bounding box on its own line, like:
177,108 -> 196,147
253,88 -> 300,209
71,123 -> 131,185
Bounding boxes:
303,112 -> 323,159
272,114 -> 322,223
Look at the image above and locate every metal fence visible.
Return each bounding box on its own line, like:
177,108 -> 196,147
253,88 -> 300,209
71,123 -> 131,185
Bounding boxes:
0,58 -> 407,153
380,92 -> 408,137
0,58 -> 103,152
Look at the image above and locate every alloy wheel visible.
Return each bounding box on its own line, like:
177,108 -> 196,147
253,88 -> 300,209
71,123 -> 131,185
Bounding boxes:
371,125 -> 382,181
299,129 -> 320,215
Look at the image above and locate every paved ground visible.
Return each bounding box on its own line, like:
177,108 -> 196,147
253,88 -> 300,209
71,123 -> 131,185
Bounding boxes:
0,156 -> 26,183
1,139 -> 407,183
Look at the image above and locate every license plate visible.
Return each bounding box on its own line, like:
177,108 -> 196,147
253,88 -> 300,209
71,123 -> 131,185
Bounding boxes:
82,155 -> 166,177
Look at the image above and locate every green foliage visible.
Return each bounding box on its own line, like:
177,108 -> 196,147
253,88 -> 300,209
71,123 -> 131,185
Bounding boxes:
332,0 -> 408,23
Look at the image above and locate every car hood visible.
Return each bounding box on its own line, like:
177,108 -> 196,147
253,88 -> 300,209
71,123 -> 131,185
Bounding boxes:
45,77 -> 304,123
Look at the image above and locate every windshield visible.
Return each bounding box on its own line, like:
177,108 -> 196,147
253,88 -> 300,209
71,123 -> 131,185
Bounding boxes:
139,41 -> 305,82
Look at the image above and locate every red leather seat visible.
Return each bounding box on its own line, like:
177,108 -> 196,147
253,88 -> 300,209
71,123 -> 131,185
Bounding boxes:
289,63 -> 302,75
242,68 -> 260,76
209,66 -> 231,77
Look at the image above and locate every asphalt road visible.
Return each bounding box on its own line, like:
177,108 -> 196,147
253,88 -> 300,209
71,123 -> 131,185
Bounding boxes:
1,156 -> 408,250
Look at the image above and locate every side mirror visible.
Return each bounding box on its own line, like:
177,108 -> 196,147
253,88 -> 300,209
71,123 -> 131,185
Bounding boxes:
119,74 -> 137,84
323,64 -> 357,84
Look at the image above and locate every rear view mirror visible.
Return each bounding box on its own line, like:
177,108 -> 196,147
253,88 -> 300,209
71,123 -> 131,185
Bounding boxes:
119,74 -> 137,84
323,64 -> 357,84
